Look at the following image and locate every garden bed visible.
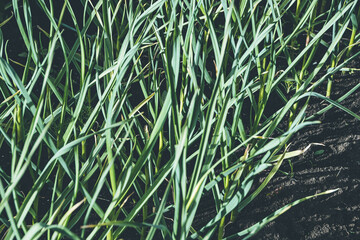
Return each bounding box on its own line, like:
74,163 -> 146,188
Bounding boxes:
230,70 -> 360,239
1,1 -> 359,239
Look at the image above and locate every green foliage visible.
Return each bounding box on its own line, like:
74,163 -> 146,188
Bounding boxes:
0,0 -> 359,239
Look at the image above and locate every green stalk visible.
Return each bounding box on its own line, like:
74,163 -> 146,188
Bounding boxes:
289,2 -> 317,128
81,134 -> 86,160
326,1 -> 344,97
296,0 -> 301,21
155,130 -> 164,173
326,58 -> 336,98
15,104 -> 23,143
346,11 -> 358,58
217,201 -> 227,240
141,126 -> 150,240
346,25 -> 357,58
107,138 -> 116,196
218,134 -> 230,240
289,0 -> 302,58
250,1 -> 265,136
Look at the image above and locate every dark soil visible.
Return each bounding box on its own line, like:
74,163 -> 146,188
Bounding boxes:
226,70 -> 360,239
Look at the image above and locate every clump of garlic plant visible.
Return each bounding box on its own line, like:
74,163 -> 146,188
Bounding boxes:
0,0 -> 359,239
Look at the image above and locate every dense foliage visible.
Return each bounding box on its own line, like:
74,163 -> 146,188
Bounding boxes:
0,0 -> 359,239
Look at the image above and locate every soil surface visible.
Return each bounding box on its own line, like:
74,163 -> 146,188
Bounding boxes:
226,69 -> 360,239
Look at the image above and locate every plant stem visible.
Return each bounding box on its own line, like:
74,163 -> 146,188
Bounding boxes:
326,57 -> 336,98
